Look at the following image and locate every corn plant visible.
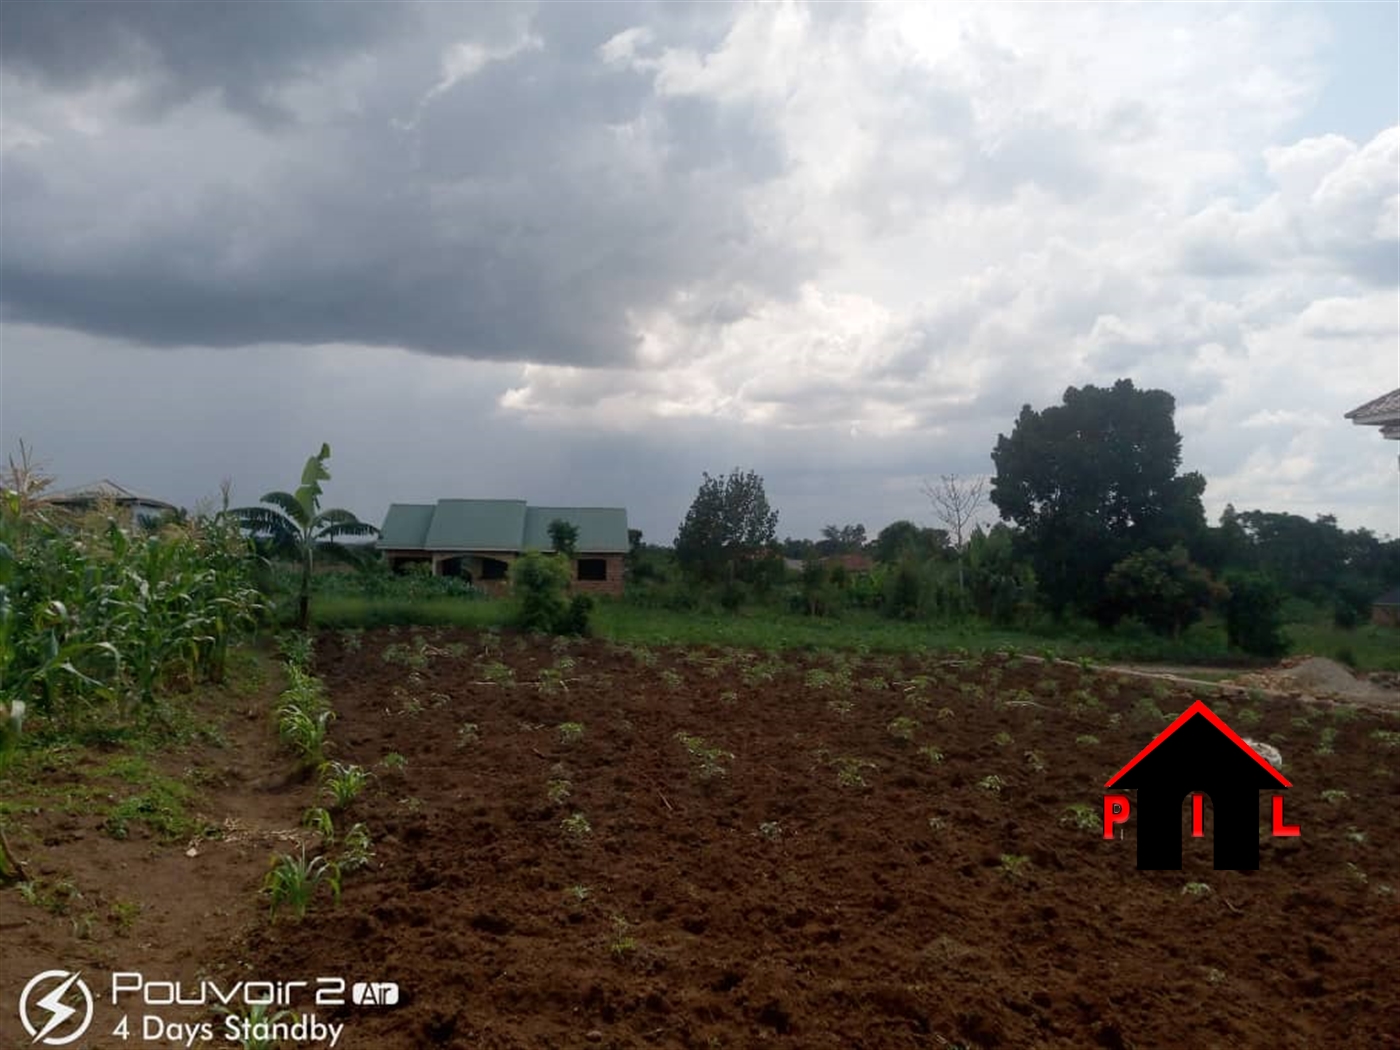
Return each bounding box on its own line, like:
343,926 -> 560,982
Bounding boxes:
301,806 -> 335,841
339,823 -> 374,871
278,704 -> 333,766
263,845 -> 341,921
321,761 -> 372,809
0,478 -> 262,728
216,1002 -> 300,1050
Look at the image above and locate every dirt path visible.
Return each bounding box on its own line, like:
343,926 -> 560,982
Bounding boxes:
0,650 -> 319,1048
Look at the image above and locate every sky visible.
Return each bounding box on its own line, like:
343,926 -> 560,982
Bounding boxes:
1,0 -> 1397,545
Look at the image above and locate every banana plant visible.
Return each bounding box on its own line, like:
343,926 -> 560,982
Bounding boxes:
232,444 -> 378,630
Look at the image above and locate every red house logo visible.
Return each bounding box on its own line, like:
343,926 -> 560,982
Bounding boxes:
1103,701 -> 1300,870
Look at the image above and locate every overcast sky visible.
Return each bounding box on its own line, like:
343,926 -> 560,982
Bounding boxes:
2,0 -> 1397,544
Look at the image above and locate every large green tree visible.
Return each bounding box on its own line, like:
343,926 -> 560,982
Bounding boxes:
990,379 -> 1206,618
233,444 -> 378,629
674,469 -> 779,583
1104,545 -> 1225,638
871,520 -> 948,565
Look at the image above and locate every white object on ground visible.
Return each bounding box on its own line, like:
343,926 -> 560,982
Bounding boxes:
1243,737 -> 1283,770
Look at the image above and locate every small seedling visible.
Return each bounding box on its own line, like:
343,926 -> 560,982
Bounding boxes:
558,722 -> 585,745
758,821 -> 783,841
609,915 -> 637,957
719,690 -> 738,705
999,854 -> 1031,880
1024,750 -> 1047,773
1181,882 -> 1212,897
675,732 -> 734,780
917,745 -> 944,766
1321,789 -> 1350,805
547,779 -> 573,805
1370,730 -> 1400,749
659,669 -> 682,690
1060,803 -> 1099,833
888,716 -> 919,742
110,900 -> 140,933
826,698 -> 855,717
456,722 -> 480,748
992,731 -> 1013,747
977,774 -> 1005,794
834,757 -> 876,789
1075,734 -> 1100,746
380,753 -> 407,772
481,661 -> 515,686
561,812 -> 592,838
537,668 -> 568,695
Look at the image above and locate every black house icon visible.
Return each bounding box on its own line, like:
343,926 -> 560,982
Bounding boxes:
1105,701 -> 1291,870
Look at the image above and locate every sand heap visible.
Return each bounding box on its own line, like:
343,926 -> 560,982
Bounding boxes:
1228,656 -> 1398,708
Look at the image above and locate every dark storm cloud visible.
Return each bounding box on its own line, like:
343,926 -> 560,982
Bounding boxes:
0,0 -> 413,125
0,0 -> 798,366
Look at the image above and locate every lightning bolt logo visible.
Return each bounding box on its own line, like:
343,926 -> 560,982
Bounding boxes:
18,970 -> 94,1046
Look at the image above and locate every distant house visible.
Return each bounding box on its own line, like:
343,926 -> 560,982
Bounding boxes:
1372,587 -> 1400,628
41,480 -> 178,528
1345,389 -> 1400,447
824,553 -> 874,575
377,499 -> 628,596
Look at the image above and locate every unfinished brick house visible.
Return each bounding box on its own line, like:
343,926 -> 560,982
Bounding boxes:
377,499 -> 628,597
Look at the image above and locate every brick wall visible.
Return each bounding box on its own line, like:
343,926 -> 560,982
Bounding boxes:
571,554 -> 625,597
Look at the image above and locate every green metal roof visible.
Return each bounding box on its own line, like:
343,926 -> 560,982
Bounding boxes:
423,499 -> 527,551
523,507 -> 629,553
378,504 -> 436,548
379,500 -> 628,554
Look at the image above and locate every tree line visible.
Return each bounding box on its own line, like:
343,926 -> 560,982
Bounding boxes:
658,378 -> 1399,654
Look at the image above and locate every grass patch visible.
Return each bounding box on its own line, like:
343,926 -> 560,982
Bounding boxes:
104,775 -> 196,842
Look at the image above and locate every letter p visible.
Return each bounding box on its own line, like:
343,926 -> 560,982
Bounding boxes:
1103,794 -> 1130,839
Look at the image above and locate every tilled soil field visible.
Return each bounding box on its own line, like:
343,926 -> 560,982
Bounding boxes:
227,629 -> 1400,1049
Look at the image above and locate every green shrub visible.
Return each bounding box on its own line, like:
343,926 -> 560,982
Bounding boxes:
1223,572 -> 1289,658
509,552 -> 591,636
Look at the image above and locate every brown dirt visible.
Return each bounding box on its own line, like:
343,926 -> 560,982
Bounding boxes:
235,631 -> 1400,1049
4,633 -> 1397,1050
